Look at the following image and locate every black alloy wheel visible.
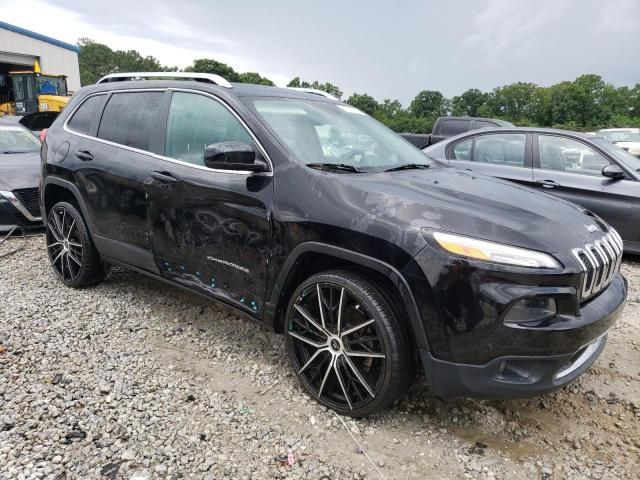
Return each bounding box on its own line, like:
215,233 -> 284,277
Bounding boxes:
286,270 -> 414,416
46,201 -> 107,288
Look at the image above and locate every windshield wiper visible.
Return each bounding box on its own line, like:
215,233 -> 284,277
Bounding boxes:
306,162 -> 365,173
385,163 -> 431,172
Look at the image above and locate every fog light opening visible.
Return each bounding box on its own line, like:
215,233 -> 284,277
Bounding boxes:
503,297 -> 557,326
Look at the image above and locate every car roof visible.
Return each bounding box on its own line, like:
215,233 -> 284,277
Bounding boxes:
598,128 -> 640,133
77,80 -> 340,103
445,126 -> 595,139
0,115 -> 22,124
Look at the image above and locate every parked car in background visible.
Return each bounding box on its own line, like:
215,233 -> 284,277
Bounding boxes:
0,118 -> 43,232
597,128 -> 640,157
40,73 -> 626,416
0,111 -> 59,139
424,127 -> 640,253
401,116 -> 514,148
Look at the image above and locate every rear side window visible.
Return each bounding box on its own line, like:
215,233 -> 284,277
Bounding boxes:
474,133 -> 526,166
98,92 -> 164,151
440,119 -> 472,136
451,138 -> 472,160
164,92 -> 252,166
67,95 -> 107,135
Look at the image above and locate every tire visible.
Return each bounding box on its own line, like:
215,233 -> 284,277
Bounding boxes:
46,201 -> 108,288
285,270 -> 415,417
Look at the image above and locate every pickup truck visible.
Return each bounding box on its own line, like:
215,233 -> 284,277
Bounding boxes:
401,116 -> 513,148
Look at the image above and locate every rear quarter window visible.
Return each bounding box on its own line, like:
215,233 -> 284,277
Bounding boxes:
440,119 -> 472,136
67,94 -> 108,135
97,92 -> 164,151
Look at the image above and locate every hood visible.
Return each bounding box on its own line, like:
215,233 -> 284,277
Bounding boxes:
320,167 -> 606,256
614,141 -> 640,151
0,152 -> 41,191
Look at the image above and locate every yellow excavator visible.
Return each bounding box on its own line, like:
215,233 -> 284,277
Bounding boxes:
0,60 -> 70,116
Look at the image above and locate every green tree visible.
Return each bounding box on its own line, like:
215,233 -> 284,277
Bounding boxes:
451,89 -> 489,117
409,90 -> 447,117
489,82 -> 543,124
78,38 -> 175,86
346,93 -> 379,115
184,59 -> 240,82
286,77 -> 343,99
237,72 -> 274,86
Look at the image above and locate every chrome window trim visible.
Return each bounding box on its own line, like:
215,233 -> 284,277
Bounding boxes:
62,88 -> 274,177
0,190 -> 42,222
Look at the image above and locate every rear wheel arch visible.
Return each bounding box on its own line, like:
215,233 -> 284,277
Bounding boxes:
269,242 -> 430,352
43,178 -> 93,232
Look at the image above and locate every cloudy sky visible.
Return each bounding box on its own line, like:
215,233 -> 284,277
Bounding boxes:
1,0 -> 638,104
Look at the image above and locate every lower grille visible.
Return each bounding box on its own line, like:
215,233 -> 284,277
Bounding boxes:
572,230 -> 623,300
12,188 -> 41,217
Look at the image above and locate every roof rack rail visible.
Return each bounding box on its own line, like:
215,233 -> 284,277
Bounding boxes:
96,72 -> 232,88
287,87 -> 338,100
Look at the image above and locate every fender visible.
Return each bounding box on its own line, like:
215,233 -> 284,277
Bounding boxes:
265,241 -> 430,351
42,176 -> 94,231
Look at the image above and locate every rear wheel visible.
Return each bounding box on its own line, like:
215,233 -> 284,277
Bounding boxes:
46,201 -> 108,288
285,270 -> 415,416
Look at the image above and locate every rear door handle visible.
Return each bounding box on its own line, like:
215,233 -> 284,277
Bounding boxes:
75,150 -> 94,161
150,171 -> 179,184
536,179 -> 560,189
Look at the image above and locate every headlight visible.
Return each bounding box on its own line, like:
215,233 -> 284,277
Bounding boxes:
427,231 -> 561,268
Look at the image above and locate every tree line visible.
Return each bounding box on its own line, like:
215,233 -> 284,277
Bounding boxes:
78,39 -> 640,133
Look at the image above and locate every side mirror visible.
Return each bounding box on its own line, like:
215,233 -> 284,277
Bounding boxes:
602,164 -> 625,180
203,142 -> 268,172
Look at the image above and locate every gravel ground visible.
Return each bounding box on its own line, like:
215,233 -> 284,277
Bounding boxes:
1,236 -> 639,480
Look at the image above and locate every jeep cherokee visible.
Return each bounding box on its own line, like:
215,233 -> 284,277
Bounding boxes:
40,72 -> 627,416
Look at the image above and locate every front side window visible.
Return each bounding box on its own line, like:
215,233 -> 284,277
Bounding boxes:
538,135 -> 610,175
68,95 -> 107,135
164,92 -> 252,166
98,92 -> 164,151
247,98 -> 433,172
0,124 -> 41,154
473,133 -> 526,166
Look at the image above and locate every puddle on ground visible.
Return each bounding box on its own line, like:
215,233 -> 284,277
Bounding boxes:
450,425 -> 547,462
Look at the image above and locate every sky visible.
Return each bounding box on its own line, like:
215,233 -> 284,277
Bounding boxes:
1,0 -> 638,105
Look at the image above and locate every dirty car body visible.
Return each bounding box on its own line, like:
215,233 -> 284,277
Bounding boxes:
40,76 -> 627,415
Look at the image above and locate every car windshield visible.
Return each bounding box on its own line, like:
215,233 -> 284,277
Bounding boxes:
592,138 -> 640,172
598,130 -> 640,143
0,124 -> 40,154
247,98 -> 434,172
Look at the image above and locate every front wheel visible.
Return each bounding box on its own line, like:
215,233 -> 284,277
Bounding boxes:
46,201 -> 108,288
285,270 -> 415,416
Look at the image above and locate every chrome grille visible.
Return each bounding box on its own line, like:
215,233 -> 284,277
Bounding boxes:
572,230 -> 623,300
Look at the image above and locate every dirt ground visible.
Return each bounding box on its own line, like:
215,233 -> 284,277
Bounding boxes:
1,236 -> 638,479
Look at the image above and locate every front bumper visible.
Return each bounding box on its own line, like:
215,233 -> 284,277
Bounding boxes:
420,332 -> 612,399
406,245 -> 627,399
0,195 -> 43,232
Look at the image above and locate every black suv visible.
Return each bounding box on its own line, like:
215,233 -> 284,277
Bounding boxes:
40,73 -> 627,416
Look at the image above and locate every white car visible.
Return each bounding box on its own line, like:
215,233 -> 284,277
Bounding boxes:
597,128 -> 640,157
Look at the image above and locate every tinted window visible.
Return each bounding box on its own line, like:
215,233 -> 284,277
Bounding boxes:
475,120 -> 497,129
538,135 -> 610,176
473,133 -> 526,166
67,95 -> 107,135
440,119 -> 472,136
451,138 -> 472,160
98,92 -> 164,151
165,92 -> 252,166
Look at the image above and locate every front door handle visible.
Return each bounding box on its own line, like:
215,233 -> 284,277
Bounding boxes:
536,179 -> 560,189
150,171 -> 179,184
75,150 -> 94,161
